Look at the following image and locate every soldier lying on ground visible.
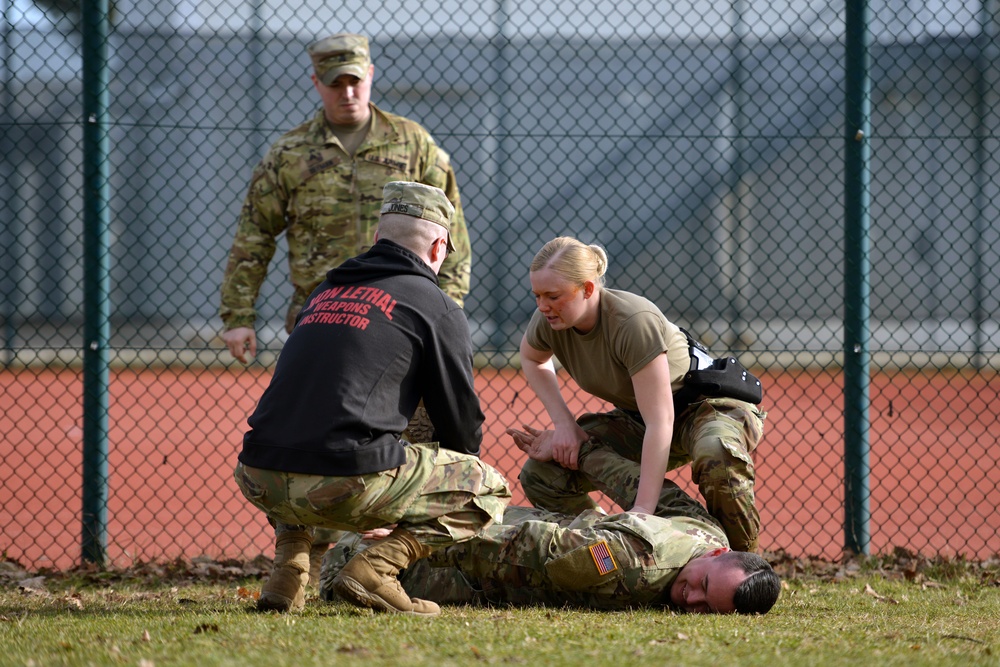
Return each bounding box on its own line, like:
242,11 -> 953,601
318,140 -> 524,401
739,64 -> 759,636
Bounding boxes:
320,426 -> 781,615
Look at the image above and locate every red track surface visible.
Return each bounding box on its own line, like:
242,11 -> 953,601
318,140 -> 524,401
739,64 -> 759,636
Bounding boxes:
2,366 -> 998,569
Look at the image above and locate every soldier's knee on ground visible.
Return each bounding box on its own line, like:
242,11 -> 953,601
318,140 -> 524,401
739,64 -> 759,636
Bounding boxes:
693,459 -> 759,553
720,506 -> 761,553
686,423 -> 759,554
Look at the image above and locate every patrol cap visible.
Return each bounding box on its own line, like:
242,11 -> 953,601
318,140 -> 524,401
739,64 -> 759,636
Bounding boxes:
380,181 -> 456,252
307,33 -> 371,85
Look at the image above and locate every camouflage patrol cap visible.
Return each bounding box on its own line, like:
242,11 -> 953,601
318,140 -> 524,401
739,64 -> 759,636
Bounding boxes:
307,33 -> 371,85
380,181 -> 457,252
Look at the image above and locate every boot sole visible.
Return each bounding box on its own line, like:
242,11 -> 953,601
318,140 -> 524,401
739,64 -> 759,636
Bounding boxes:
332,575 -> 440,617
256,592 -> 303,613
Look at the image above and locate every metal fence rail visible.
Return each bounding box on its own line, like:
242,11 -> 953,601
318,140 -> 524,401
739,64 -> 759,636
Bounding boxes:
1,0 -> 998,569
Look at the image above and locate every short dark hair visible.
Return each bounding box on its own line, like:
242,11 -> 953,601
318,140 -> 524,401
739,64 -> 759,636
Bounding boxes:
728,552 -> 782,614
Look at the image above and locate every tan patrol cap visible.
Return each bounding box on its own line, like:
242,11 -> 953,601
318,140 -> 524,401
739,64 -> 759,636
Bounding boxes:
380,181 -> 456,252
307,33 -> 371,85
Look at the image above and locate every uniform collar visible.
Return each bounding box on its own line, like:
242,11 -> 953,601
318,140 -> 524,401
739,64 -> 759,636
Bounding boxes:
312,102 -> 399,153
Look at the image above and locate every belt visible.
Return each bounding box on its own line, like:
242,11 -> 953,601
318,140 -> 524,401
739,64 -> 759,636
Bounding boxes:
619,393 -> 702,426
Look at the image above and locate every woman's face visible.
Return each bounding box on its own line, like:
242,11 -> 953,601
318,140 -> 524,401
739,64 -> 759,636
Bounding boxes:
530,268 -> 596,332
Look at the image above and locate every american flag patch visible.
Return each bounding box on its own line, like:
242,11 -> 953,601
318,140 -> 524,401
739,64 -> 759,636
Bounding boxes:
589,540 -> 618,576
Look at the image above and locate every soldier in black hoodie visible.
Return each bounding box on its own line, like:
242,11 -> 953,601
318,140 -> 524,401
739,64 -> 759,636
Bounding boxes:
234,181 -> 511,617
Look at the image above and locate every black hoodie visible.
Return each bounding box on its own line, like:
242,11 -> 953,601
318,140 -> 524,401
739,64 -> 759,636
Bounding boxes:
238,239 -> 485,475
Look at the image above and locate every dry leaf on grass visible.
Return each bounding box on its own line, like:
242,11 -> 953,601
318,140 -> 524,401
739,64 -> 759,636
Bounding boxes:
236,586 -> 258,600
59,595 -> 84,610
863,583 -> 899,604
337,644 -> 372,656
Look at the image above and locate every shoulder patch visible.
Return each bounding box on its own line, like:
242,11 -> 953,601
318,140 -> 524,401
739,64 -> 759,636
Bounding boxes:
589,540 -> 618,576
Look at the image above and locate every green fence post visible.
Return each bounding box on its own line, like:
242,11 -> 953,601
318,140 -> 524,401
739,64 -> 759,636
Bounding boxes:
723,0 -> 750,350
81,0 -> 112,565
843,0 -> 871,556
971,0 -> 996,368
1,3 -> 17,365
488,0 -> 515,353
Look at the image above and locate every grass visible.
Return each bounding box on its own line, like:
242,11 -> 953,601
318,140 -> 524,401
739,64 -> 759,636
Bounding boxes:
1,575 -> 997,667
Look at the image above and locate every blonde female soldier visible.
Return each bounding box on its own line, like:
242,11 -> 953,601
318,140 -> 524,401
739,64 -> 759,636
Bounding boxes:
512,236 -> 767,552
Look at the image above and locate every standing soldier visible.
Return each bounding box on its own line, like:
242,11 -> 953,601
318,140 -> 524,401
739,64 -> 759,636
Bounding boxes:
220,32 -> 470,359
219,33 -> 471,591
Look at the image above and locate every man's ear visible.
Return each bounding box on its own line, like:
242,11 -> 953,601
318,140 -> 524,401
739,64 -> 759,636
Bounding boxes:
430,236 -> 447,263
704,547 -> 729,558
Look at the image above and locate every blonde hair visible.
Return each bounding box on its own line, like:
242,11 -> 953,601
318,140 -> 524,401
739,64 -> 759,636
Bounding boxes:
530,236 -> 608,288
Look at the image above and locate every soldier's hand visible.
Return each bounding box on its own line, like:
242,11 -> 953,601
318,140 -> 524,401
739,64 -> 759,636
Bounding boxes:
550,422 -> 587,470
505,426 -> 532,449
506,425 -> 555,462
222,327 -> 257,364
360,526 -> 395,541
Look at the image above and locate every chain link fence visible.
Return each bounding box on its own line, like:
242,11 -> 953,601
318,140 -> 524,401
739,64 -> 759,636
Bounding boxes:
1,0 -> 998,569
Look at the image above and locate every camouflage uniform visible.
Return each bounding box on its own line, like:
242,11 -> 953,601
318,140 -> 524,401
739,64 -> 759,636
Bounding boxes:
223,103 -> 470,547
520,398 -> 765,552
307,408 -> 436,549
320,490 -> 728,609
235,442 -> 510,547
219,103 -> 471,334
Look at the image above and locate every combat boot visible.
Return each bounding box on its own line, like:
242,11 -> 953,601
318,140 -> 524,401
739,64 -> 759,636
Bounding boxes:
308,542 -> 329,587
258,529 -> 312,612
332,528 -> 440,616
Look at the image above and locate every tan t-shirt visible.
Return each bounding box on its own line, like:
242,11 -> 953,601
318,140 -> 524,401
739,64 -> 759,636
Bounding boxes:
329,117 -> 370,156
525,288 -> 690,411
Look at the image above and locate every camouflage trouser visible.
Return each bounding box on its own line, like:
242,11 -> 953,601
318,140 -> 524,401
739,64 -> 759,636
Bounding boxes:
309,405 -> 435,546
310,528 -> 349,545
519,397 -> 766,552
321,495 -> 727,610
235,441 -> 511,548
